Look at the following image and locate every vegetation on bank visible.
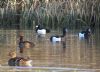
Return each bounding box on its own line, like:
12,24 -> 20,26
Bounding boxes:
0,0 -> 100,30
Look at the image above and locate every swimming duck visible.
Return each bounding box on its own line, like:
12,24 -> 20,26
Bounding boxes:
50,27 -> 68,43
78,28 -> 91,40
35,25 -> 50,35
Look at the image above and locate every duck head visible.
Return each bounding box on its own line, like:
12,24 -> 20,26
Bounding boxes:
62,27 -> 68,37
36,25 -> 43,30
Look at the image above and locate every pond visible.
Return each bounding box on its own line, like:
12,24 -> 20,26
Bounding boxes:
0,30 -> 100,72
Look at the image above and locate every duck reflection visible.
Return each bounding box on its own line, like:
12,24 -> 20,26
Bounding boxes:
61,41 -> 66,49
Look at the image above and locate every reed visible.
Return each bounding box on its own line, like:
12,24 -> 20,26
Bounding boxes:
0,0 -> 100,30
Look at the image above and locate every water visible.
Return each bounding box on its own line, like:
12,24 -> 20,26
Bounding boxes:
0,30 -> 100,71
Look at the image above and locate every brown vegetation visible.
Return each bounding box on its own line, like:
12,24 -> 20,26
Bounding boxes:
0,0 -> 100,30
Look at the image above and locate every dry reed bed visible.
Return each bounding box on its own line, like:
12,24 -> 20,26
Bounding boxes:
0,0 -> 100,29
